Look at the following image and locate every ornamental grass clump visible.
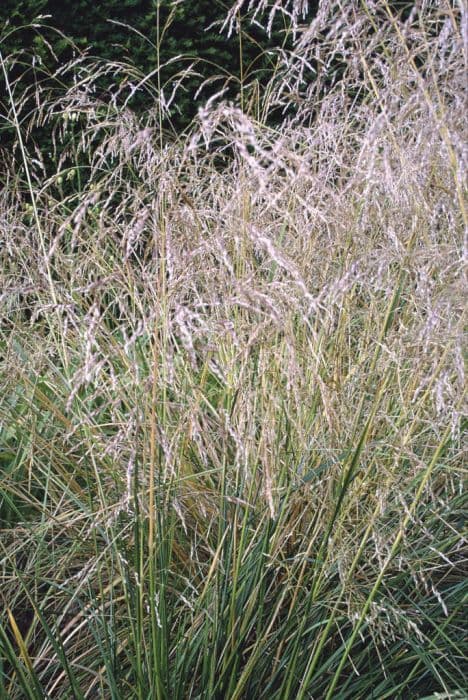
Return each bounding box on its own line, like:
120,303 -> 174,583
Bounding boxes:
0,1 -> 466,698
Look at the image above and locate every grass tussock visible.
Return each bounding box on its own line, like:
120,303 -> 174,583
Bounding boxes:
0,1 -> 466,698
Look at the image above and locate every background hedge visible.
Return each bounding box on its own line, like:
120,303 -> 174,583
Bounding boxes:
1,1 -> 322,136
1,0 -> 416,151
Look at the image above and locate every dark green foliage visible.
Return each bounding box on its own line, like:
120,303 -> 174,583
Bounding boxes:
0,0 -> 418,159
0,0 -> 318,136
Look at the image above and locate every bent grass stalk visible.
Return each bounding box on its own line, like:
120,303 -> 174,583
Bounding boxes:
324,419 -> 460,700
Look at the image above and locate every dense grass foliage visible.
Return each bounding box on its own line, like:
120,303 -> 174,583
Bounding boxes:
0,1 -> 466,698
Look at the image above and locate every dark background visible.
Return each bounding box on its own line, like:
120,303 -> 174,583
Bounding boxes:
0,1 -> 415,151
0,1 -> 320,134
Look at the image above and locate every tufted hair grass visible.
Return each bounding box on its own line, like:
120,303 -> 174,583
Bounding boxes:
0,1 -> 466,697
